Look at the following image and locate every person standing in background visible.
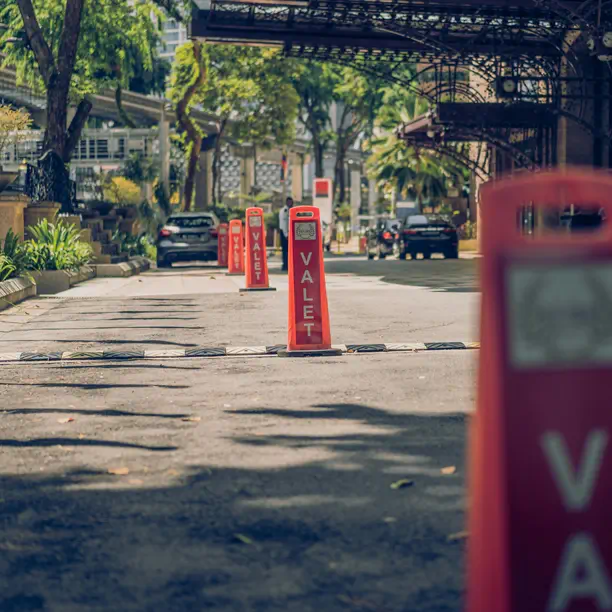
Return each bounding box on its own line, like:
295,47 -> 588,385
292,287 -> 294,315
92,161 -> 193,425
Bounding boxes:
279,196 -> 294,271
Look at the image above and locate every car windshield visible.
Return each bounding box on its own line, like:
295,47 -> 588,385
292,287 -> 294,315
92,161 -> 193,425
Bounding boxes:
167,216 -> 214,228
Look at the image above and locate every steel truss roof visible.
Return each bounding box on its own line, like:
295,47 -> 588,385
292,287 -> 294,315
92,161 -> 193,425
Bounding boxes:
192,0 -> 579,59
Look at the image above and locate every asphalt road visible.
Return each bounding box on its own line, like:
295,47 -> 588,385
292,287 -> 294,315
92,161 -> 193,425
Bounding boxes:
0,255 -> 479,612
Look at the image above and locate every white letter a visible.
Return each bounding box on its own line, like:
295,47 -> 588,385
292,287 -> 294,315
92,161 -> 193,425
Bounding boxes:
549,533 -> 612,611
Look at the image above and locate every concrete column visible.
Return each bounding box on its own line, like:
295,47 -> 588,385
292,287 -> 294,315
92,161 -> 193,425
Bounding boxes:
159,107 -> 171,197
350,168 -> 361,235
368,179 -> 378,218
291,154 -> 304,203
194,149 -> 213,210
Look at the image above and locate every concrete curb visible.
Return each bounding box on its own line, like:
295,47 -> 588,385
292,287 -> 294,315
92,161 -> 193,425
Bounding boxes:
0,277 -> 36,313
94,256 -> 151,278
0,341 -> 480,363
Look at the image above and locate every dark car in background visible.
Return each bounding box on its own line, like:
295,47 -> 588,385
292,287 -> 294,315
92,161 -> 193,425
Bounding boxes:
156,212 -> 220,268
366,219 -> 401,259
399,215 -> 459,260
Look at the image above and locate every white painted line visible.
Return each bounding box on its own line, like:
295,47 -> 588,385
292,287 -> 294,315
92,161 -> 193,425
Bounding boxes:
385,343 -> 428,352
226,346 -> 267,355
144,350 -> 187,359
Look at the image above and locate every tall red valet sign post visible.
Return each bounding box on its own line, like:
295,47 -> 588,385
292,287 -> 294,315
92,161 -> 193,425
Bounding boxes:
468,169 -> 612,612
278,206 -> 341,358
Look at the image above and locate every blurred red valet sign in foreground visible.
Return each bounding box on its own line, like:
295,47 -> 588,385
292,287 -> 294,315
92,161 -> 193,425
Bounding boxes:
468,169 -> 612,612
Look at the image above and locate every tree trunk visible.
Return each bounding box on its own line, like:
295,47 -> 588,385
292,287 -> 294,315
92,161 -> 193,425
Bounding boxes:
174,41 -> 206,212
183,139 -> 201,212
212,120 -> 226,207
313,136 -> 325,178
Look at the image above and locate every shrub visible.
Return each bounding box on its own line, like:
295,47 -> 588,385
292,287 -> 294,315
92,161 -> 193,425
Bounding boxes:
0,229 -> 31,280
0,255 -> 16,281
458,220 -> 477,240
112,231 -> 156,259
25,219 -> 92,271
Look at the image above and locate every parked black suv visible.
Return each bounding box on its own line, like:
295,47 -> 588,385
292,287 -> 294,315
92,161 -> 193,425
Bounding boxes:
399,216 -> 459,260
366,219 -> 401,260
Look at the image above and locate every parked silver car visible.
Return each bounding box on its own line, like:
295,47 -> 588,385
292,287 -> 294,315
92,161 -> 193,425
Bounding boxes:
156,212 -> 220,268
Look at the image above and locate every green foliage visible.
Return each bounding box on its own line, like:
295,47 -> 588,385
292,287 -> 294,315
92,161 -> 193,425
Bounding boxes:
102,176 -> 142,206
112,231 -> 156,258
1,0 -> 166,103
265,212 -> 279,233
168,43 -> 299,205
458,220 -> 478,240
0,255 -> 16,282
122,153 -> 159,185
1,229 -> 31,279
25,219 -> 92,271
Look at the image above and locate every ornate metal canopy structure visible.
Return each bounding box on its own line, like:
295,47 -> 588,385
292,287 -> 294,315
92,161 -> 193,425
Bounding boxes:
191,0 -> 612,173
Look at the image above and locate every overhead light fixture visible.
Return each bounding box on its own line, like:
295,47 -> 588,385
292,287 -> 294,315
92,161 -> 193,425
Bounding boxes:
587,33 -> 612,61
496,76 -> 520,98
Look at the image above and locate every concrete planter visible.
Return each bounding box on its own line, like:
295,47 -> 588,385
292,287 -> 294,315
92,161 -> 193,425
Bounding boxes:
33,265 -> 97,295
24,202 -> 61,239
94,256 -> 150,278
0,193 -> 30,241
0,276 -> 36,312
32,270 -> 71,295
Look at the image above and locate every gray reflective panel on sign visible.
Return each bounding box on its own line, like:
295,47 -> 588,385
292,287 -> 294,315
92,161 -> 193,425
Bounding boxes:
295,222 -> 316,240
506,262 -> 612,368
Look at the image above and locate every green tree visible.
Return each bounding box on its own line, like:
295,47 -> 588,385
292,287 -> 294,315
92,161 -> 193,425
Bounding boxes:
1,0 -> 175,163
168,43 -> 299,209
330,67 -> 386,205
292,61 -> 335,178
167,40 -> 207,212
366,85 -> 464,212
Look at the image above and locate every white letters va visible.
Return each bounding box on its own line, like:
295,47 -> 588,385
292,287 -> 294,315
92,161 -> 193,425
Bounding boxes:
541,430 -> 612,610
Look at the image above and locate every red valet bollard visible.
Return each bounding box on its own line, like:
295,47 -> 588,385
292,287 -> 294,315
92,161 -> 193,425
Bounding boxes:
227,219 -> 244,276
241,207 -> 276,292
217,223 -> 229,267
278,206 -> 341,358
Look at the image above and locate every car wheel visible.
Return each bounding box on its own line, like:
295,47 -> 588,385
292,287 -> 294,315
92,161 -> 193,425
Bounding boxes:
157,258 -> 170,268
410,252 -> 418,260
422,251 -> 431,260
399,250 -> 407,260
446,248 -> 459,259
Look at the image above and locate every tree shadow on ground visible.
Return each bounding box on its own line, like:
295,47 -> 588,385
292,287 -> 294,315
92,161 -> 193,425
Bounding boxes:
0,382 -> 190,390
323,260 -> 479,293
0,404 -> 467,612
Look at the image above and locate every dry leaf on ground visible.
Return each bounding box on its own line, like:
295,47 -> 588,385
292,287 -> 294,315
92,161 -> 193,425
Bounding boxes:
57,417 -> 75,424
441,466 -> 457,475
182,416 -> 201,422
390,479 -> 414,490
233,533 -> 255,545
108,467 -> 130,476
